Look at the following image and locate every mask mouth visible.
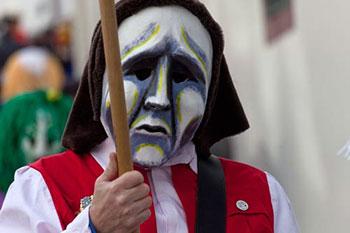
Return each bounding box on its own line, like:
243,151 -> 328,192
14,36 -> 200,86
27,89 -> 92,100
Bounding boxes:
136,124 -> 168,135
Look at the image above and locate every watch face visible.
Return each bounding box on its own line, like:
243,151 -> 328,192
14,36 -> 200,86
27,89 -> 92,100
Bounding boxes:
101,6 -> 213,167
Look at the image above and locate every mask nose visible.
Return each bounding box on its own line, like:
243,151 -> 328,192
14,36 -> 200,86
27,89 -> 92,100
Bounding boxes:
144,57 -> 170,111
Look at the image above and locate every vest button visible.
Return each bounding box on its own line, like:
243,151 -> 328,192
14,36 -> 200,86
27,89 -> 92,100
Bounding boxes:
236,200 -> 249,211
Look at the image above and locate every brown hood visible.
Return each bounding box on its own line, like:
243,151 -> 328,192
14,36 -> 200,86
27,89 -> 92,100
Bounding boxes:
62,0 -> 249,158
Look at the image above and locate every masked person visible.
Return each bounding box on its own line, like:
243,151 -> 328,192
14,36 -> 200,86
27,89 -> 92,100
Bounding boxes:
0,0 -> 299,232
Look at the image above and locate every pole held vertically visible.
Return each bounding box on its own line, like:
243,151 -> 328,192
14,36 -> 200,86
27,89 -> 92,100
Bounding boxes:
97,0 -> 133,178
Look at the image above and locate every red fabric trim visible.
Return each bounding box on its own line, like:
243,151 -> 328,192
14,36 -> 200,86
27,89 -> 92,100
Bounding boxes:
134,167 -> 157,233
172,164 -> 197,233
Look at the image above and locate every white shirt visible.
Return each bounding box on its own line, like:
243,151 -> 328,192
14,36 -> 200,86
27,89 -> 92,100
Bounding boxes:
0,138 -> 299,232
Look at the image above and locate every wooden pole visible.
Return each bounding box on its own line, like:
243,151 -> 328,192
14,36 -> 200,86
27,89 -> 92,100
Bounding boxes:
97,0 -> 133,176
98,2 -> 140,231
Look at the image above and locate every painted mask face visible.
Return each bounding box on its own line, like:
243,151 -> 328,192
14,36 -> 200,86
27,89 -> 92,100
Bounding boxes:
101,6 -> 213,167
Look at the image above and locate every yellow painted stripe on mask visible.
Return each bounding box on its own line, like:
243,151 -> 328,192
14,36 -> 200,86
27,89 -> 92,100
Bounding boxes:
166,66 -> 168,95
105,100 -> 111,109
188,115 -> 202,126
122,25 -> 160,61
136,144 -> 164,156
127,90 -> 138,116
131,114 -> 147,129
176,91 -> 184,122
181,27 -> 208,80
161,118 -> 172,134
157,65 -> 163,95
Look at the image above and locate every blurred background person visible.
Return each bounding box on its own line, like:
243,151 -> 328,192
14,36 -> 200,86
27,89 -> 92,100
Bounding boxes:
0,90 -> 72,209
0,46 -> 65,103
0,0 -> 75,208
0,0 -> 75,89
0,44 -> 73,209
0,14 -> 27,72
51,21 -> 73,81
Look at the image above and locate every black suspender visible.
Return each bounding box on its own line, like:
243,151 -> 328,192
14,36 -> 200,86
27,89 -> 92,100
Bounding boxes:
196,155 -> 227,233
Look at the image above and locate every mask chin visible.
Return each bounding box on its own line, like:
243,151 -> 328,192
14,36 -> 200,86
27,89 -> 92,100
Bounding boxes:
134,142 -> 195,168
130,152 -> 166,168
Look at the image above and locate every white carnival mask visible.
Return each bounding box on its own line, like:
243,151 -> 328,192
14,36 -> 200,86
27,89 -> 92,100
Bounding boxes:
101,6 -> 213,167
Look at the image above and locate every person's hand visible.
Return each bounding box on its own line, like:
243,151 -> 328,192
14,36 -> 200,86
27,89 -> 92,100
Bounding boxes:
89,153 -> 152,233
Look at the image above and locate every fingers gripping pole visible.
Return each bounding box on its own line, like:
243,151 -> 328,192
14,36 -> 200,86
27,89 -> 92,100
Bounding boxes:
97,1 -> 133,177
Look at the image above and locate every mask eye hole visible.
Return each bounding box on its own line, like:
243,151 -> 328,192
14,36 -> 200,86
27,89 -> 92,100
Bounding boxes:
134,68 -> 152,81
173,72 -> 189,83
171,59 -> 197,84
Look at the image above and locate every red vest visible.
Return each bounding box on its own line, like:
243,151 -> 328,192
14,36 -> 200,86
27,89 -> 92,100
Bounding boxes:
29,151 -> 274,233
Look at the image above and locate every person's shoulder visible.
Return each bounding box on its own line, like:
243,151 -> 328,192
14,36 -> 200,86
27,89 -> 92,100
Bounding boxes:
31,150 -> 79,163
218,157 -> 266,179
29,150 -> 90,172
217,157 -> 270,199
28,150 -> 102,193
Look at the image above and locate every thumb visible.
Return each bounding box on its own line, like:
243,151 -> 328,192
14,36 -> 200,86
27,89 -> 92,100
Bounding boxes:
99,152 -> 119,181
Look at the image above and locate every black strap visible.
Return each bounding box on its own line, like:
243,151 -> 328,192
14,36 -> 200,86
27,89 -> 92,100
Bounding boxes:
196,155 -> 226,233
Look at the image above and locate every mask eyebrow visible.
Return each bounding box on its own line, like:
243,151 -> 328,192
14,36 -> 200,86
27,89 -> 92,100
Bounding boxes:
121,22 -> 160,61
180,27 -> 209,81
122,50 -> 162,73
